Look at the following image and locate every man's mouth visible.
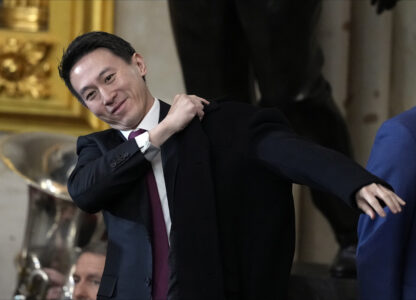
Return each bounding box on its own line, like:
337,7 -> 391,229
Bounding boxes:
111,99 -> 126,114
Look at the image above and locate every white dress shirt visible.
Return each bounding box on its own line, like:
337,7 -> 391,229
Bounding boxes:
121,98 -> 171,240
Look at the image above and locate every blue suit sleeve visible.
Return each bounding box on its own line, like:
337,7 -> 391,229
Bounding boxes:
357,119 -> 416,300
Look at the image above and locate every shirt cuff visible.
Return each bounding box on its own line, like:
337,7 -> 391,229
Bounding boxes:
134,131 -> 159,161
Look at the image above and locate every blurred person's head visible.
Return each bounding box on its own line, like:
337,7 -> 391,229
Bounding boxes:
72,241 -> 106,300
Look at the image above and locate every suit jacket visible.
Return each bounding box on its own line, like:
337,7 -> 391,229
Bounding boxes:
68,100 -> 385,300
357,107 -> 416,300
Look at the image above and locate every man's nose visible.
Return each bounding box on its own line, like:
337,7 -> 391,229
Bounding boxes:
101,87 -> 116,105
73,283 -> 88,300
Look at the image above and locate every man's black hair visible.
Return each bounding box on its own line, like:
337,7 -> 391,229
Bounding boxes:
58,31 -> 136,105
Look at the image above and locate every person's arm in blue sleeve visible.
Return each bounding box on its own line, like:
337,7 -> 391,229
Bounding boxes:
357,119 -> 416,300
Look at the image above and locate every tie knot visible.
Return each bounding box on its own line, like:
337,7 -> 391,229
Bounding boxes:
128,128 -> 147,140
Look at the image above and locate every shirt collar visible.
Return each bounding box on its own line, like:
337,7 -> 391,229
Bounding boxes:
120,98 -> 160,139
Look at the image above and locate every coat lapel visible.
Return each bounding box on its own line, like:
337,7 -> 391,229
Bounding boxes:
159,100 -> 179,219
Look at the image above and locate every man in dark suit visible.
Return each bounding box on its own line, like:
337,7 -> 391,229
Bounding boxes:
59,32 -> 404,300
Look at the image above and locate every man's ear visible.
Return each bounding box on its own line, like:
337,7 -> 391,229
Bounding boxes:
132,52 -> 147,76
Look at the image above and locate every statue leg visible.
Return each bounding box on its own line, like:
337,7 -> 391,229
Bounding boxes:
236,0 -> 358,277
168,0 -> 255,103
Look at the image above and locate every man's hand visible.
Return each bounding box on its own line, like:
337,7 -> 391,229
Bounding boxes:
356,183 -> 405,219
371,0 -> 400,14
164,94 -> 209,131
149,94 -> 209,147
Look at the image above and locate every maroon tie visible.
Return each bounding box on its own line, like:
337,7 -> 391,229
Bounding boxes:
128,129 -> 169,300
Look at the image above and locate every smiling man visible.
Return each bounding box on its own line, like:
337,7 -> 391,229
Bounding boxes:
71,49 -> 155,130
60,31 -> 405,300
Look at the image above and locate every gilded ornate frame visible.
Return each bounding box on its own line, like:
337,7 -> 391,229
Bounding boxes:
0,0 -> 113,135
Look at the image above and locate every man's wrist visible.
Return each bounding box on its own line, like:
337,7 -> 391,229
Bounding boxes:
149,120 -> 176,147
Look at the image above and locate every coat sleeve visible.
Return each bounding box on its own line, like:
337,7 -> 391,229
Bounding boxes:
68,134 -> 151,213
250,108 -> 390,207
357,120 -> 416,300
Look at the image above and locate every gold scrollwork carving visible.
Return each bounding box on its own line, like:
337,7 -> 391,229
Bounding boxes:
0,38 -> 51,99
0,0 -> 113,135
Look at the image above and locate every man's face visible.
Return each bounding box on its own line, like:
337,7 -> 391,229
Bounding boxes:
72,252 -> 105,300
70,48 -> 154,130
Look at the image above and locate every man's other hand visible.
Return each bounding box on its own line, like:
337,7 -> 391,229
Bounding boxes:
356,183 -> 405,219
43,268 -> 65,300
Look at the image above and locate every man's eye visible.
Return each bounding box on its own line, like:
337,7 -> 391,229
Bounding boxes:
93,279 -> 101,286
104,73 -> 114,83
73,276 -> 80,284
85,91 -> 96,101
87,278 -> 101,286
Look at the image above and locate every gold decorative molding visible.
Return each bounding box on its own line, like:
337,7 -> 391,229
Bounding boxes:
0,0 -> 113,135
0,38 -> 52,99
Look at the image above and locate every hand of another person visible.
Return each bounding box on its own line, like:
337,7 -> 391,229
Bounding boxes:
355,183 -> 405,219
43,268 -> 65,300
149,94 -> 209,147
371,0 -> 400,14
